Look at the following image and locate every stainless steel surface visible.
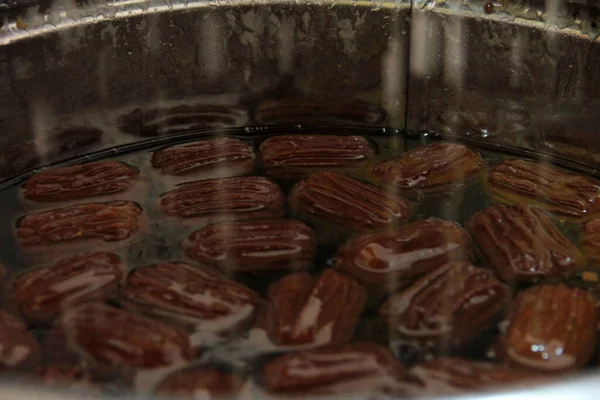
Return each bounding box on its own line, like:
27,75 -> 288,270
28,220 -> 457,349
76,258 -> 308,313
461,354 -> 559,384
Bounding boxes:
407,5 -> 600,169
0,0 -> 411,181
2,0 -> 600,180
1,0 -> 600,398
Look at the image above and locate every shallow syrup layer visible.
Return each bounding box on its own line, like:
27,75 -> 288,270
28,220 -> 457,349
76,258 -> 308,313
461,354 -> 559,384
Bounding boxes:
0,127 -> 599,396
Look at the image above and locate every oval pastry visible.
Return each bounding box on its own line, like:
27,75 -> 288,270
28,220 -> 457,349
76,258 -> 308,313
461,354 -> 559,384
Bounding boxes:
487,159 -> 600,221
263,269 -> 366,347
0,311 -> 40,371
499,284 -> 596,372
6,252 -> 126,325
158,176 -> 284,222
183,219 -> 317,273
260,342 -> 405,394
259,134 -> 376,179
15,201 -> 146,255
22,160 -> 140,203
467,204 -> 585,283
122,262 -> 259,333
335,218 -> 473,290
151,137 -> 255,181
156,368 -> 244,399
55,303 -> 191,369
408,357 -> 546,395
118,104 -> 249,137
372,143 -> 484,194
289,172 -> 413,233
379,262 -> 510,351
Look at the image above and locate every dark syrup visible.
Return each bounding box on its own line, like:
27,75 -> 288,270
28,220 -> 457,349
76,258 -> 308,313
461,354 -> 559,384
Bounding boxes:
0,125 -> 598,394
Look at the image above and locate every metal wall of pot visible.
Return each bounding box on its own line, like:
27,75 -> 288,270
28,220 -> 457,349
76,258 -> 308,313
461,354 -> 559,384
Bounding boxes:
0,1 -> 410,181
2,0 -> 600,180
406,7 -> 600,169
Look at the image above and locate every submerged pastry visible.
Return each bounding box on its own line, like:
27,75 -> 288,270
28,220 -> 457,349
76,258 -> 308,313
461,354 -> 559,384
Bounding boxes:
151,137 -> 255,182
289,172 -> 413,233
15,201 -> 146,256
335,218 -> 473,290
498,284 -> 596,372
487,159 -> 600,221
0,311 -> 40,371
122,262 -> 259,333
379,262 -> 510,351
156,368 -> 245,399
262,269 -> 366,347
6,252 -> 126,325
408,357 -> 546,395
373,142 -> 484,194
158,176 -> 284,222
261,342 -> 405,394
183,219 -> 317,273
53,302 -> 191,369
259,134 -> 376,179
23,160 -> 140,203
467,204 -> 585,282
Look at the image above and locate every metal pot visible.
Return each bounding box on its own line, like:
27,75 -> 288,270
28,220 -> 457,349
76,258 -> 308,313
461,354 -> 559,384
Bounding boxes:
1,0 -> 599,398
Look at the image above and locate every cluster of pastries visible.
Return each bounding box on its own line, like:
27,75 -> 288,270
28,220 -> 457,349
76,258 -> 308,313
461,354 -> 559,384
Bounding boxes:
0,133 -> 599,398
